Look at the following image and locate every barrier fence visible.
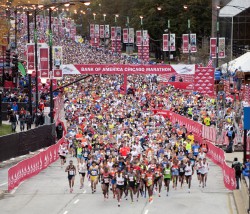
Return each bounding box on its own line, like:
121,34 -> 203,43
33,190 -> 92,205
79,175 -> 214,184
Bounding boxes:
153,109 -> 236,190
7,96 -> 65,192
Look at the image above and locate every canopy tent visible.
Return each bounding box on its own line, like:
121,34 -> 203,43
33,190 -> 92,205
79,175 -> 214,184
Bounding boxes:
221,52 -> 250,73
219,0 -> 250,17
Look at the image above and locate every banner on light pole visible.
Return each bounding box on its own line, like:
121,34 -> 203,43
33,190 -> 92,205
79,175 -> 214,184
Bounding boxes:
163,34 -> 169,52
219,37 -> 225,58
169,34 -> 175,51
123,28 -> 128,43
190,33 -> 197,53
182,34 -> 189,53
128,28 -> 134,43
210,38 -> 217,58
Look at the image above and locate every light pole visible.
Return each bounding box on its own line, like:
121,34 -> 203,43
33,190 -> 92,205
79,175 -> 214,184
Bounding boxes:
103,13 -> 106,50
140,16 -> 143,62
126,16 -> 129,54
188,19 -> 191,64
93,13 -> 96,46
216,6 -> 220,68
115,14 -> 119,55
168,19 -> 171,64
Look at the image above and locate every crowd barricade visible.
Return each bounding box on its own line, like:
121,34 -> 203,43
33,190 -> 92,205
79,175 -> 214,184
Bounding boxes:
152,109 -> 236,190
206,141 -> 236,190
8,96 -> 66,192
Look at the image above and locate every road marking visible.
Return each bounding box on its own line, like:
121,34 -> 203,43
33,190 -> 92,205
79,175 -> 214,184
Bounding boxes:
144,210 -> 149,214
0,182 -> 7,187
63,211 -> 68,214
74,199 -> 79,204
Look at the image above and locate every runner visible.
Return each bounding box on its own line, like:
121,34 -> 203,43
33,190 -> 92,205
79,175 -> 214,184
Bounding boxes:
178,160 -> 186,188
78,159 -> 87,189
184,160 -> 194,193
65,160 -> 76,193
59,143 -> 68,167
200,158 -> 209,188
145,168 -> 154,202
163,163 -> 171,196
89,161 -> 99,193
127,166 -> 136,202
115,169 -> 125,207
101,166 -> 111,200
154,163 -> 163,197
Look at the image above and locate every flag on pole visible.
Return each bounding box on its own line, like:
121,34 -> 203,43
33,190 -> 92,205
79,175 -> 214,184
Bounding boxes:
206,55 -> 213,67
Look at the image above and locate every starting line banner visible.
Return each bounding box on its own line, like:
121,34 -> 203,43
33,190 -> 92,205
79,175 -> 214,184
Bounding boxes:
61,64 -> 196,75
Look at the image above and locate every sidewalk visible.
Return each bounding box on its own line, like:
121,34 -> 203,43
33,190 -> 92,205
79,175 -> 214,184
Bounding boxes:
2,120 -> 35,133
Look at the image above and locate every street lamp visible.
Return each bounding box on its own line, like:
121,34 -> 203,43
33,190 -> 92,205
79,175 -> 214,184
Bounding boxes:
26,69 -> 33,116
103,14 -> 106,50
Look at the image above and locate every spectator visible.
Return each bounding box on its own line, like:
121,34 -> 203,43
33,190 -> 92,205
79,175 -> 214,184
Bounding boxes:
56,123 -> 64,140
25,111 -> 33,130
232,157 -> 242,189
9,110 -> 17,132
19,107 -> 26,131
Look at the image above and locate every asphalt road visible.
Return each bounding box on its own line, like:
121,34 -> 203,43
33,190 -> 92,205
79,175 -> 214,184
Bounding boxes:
0,158 -> 237,214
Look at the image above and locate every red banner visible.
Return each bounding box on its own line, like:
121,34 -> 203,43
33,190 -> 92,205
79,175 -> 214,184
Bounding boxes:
90,24 -> 94,38
111,27 -> 115,40
210,38 -> 217,58
94,24 -> 100,38
53,69 -> 62,79
27,44 -> 35,70
169,34 -> 175,51
163,34 -> 169,51
100,25 -> 104,38
206,141 -> 236,190
8,139 -> 63,192
194,67 -> 214,96
182,34 -> 189,53
136,30 -> 141,46
170,112 -> 203,137
39,47 -> 49,78
202,125 -> 217,143
123,28 -> 128,43
61,64 -> 196,75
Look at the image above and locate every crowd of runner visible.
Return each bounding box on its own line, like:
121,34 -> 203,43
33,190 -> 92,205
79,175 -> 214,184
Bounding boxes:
58,74 -> 210,207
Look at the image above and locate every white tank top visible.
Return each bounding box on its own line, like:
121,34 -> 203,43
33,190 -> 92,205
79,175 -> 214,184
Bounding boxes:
116,174 -> 125,185
185,165 -> 193,176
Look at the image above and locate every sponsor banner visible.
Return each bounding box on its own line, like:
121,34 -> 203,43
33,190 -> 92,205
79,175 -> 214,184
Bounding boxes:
206,141 -> 236,190
136,30 -> 141,46
152,109 -> 170,118
100,25 -> 104,38
142,30 -> 149,46
210,38 -> 217,58
105,25 -> 110,38
194,67 -> 214,96
182,34 -> 189,53
163,34 -> 169,51
123,28 -> 128,43
8,136 -> 64,192
27,44 -> 35,71
111,27 -> 115,40
128,28 -> 134,43
90,24 -> 94,38
190,33 -> 197,53
61,64 -> 196,75
111,40 -> 121,54
170,112 -> 203,137
95,24 -> 100,38
39,47 -> 49,78
52,46 -> 63,69
169,34 -> 176,51
219,37 -> 225,58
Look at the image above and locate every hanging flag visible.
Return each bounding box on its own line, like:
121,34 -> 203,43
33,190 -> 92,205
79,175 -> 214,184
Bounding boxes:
52,46 -> 63,69
115,27 -> 122,41
182,34 -> 189,53
190,33 -> 197,53
219,37 -> 225,58
18,62 -> 26,76
123,28 -> 128,43
169,34 -> 175,51
94,24 -> 100,38
128,28 -> 134,43
142,30 -> 149,46
111,27 -> 115,40
90,24 -> 94,38
136,30 -> 142,46
27,44 -> 35,71
163,34 -> 169,51
39,47 -> 49,78
105,25 -> 110,38
100,25 -> 104,38
210,38 -> 217,58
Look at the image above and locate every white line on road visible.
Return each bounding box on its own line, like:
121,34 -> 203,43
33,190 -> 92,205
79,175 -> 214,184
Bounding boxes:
0,182 -> 7,187
144,210 -> 149,214
63,211 -> 68,214
74,199 -> 79,204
